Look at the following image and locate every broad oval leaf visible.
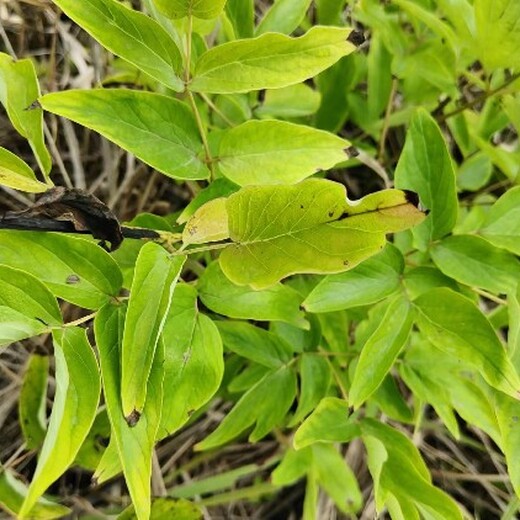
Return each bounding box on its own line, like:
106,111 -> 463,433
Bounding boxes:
0,147 -> 48,193
431,234 -> 520,295
395,108 -> 457,250
153,0 -> 227,19
20,328 -> 100,517
19,354 -> 48,450
480,186 -> 520,255
52,0 -> 183,91
293,397 -> 360,449
219,179 -> 424,289
0,231 -> 123,310
121,242 -> 185,420
159,284 -> 224,436
95,304 -> 164,520
198,261 -> 307,328
196,366 -> 297,450
190,26 -> 361,94
414,288 -> 520,398
350,295 -> 413,408
475,0 -> 520,71
303,244 -> 403,312
40,90 -> 209,181
0,469 -> 70,520
0,264 -> 62,347
217,120 -> 348,185
0,53 -> 51,178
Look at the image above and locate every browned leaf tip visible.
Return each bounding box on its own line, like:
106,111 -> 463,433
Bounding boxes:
125,409 -> 141,427
345,146 -> 359,158
347,30 -> 365,46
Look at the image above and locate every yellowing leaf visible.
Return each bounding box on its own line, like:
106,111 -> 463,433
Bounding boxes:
0,147 -> 48,193
218,179 -> 424,288
182,197 -> 229,245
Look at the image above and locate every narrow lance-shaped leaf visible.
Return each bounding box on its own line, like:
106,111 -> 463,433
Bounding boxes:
52,0 -> 183,91
217,178 -> 424,289
0,469 -> 71,520
196,365 -> 297,450
414,288 -> 520,399
153,0 -> 227,19
431,234 -> 520,295
0,53 -> 51,178
394,108 -> 457,250
0,231 -> 123,310
225,0 -> 254,38
158,284 -> 224,437
303,244 -> 403,313
20,328 -> 100,517
256,0 -> 313,35
480,186 -> 520,255
217,120 -> 349,186
40,90 -> 210,181
121,242 -> 185,422
19,354 -> 48,450
95,304 -> 164,520
0,264 -> 62,347
190,26 -> 362,94
0,147 -> 48,193
350,294 -> 413,408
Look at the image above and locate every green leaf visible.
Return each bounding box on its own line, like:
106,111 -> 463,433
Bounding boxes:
118,497 -> 202,520
0,147 -> 48,193
480,186 -> 520,255
312,443 -> 362,514
190,26 -> 361,94
395,108 -> 457,250
272,446 -> 313,485
0,231 -> 123,310
293,397 -> 360,449
74,410 -> 111,471
361,419 -> 463,520
431,234 -> 520,294
95,304 -> 164,520
403,266 -> 460,300
475,0 -> 520,71
0,469 -> 70,520
220,179 -> 424,288
350,295 -> 412,408
20,328 -> 100,517
93,439 -> 121,485
159,284 -> 224,436
216,321 -> 293,368
289,354 -> 331,426
414,288 -> 520,398
51,0 -> 183,91
494,392 -> 520,497
217,120 -> 348,185
303,244 -> 403,312
255,84 -> 321,119
371,375 -> 413,423
400,362 -> 460,439
40,90 -> 209,181
0,264 -> 62,345
198,261 -> 307,328
19,354 -> 48,450
0,53 -> 51,178
509,285 -> 520,372
256,0 -> 312,35
457,152 -> 492,192
121,242 -> 185,420
196,366 -> 297,449
153,0 -> 227,19
225,0 -> 254,38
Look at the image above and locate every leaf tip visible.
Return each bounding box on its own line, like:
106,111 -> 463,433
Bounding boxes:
345,146 -> 359,158
125,409 -> 141,427
347,30 -> 365,47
